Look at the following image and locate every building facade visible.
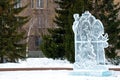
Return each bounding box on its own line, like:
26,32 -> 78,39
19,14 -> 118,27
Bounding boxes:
19,0 -> 57,51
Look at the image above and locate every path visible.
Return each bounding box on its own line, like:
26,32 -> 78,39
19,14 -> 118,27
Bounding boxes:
0,68 -> 120,71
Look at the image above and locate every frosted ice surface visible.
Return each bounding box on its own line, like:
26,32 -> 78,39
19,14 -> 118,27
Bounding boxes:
72,11 -> 111,76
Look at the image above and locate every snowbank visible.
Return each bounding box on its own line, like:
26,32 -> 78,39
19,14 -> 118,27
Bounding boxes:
0,58 -> 120,80
0,58 -> 72,68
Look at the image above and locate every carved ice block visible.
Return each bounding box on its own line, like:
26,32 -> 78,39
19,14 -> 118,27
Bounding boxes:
72,11 -> 109,70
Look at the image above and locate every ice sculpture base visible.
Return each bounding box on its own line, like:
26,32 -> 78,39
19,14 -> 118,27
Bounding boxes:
70,70 -> 113,77
73,65 -> 113,77
74,64 -> 109,70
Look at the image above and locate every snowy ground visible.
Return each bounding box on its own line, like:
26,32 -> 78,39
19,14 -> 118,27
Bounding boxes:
0,58 -> 120,80
0,70 -> 120,80
0,58 -> 72,68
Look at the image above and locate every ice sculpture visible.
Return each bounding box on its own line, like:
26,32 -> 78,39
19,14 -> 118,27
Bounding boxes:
72,11 -> 112,76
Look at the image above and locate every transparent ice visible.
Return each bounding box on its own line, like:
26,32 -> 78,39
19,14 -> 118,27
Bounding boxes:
72,11 -> 112,76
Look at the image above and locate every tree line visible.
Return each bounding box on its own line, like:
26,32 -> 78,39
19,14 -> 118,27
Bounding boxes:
0,0 -> 29,63
41,0 -> 120,65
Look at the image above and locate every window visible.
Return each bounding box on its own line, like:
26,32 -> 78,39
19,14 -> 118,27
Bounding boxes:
31,0 -> 34,8
35,36 -> 42,46
36,0 -> 44,9
14,0 -> 22,8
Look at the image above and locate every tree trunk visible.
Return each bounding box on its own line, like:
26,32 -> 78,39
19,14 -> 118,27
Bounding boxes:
0,55 -> 5,63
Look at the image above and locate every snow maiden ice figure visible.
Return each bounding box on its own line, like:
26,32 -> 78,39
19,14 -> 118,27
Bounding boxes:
72,11 -> 112,76
91,19 -> 108,65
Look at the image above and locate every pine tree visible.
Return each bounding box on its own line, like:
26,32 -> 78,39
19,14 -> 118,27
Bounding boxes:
65,0 -> 120,63
40,0 -> 67,59
89,0 -> 120,59
40,28 -> 65,59
41,0 -> 120,64
0,0 -> 29,63
41,0 -> 85,62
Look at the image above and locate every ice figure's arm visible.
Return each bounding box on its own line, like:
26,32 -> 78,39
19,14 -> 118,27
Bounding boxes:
98,34 -> 109,48
103,33 -> 108,41
99,33 -> 108,41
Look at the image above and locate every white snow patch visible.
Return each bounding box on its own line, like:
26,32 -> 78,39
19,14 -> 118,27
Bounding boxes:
0,58 -> 72,68
0,58 -> 120,80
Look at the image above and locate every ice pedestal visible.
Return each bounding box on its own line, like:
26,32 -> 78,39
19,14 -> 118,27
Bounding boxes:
71,70 -> 113,77
72,65 -> 113,76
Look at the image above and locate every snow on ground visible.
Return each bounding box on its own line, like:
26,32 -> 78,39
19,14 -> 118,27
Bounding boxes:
0,58 -> 72,68
0,70 -> 120,80
0,58 -> 120,80
0,58 -> 119,68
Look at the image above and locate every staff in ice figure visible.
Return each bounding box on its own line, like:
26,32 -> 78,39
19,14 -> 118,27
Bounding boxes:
72,14 -> 80,34
72,13 -> 83,69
